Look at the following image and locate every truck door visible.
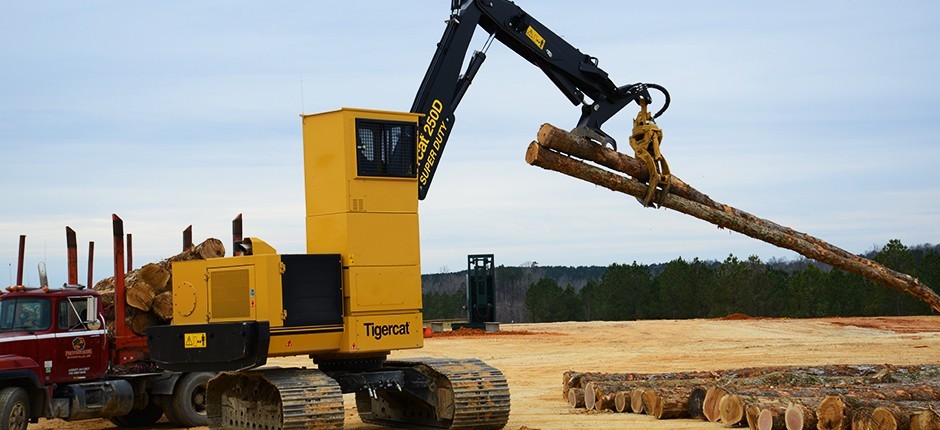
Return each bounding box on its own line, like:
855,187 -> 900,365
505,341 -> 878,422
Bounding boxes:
52,296 -> 107,383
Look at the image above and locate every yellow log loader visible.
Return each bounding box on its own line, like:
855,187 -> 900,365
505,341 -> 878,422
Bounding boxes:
146,1 -> 670,428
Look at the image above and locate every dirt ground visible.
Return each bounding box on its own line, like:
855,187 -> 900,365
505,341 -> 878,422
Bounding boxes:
33,316 -> 940,429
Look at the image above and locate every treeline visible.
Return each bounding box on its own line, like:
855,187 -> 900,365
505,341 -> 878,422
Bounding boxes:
423,240 -> 940,323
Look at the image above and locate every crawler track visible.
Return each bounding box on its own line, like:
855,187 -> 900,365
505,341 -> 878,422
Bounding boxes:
206,368 -> 344,430
358,357 -> 511,429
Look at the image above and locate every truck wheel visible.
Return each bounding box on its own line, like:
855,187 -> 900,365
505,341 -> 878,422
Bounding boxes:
109,402 -> 164,427
0,387 -> 30,430
164,372 -> 212,427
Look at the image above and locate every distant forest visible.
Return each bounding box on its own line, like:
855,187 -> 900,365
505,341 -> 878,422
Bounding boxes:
421,240 -> 940,323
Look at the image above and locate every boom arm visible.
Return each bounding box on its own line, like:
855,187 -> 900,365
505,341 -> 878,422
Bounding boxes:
412,0 -> 669,200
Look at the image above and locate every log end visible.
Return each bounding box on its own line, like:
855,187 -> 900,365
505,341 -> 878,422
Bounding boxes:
630,389 -> 647,414
525,142 -> 542,165
703,386 -> 727,423
718,393 -> 744,426
817,395 -> 846,430
785,402 -> 806,430
614,391 -> 629,413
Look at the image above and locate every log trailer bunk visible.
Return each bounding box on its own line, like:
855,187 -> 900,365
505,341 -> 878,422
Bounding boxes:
137,0 -> 671,429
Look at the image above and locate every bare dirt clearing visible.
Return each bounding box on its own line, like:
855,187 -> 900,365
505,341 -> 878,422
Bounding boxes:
34,316 -> 939,429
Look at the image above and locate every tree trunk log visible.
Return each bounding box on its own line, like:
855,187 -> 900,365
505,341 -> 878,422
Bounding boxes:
527,128 -> 940,313
689,386 -> 708,420
785,401 -> 818,430
719,393 -> 748,427
642,387 -> 694,419
614,391 -> 630,413
151,291 -> 174,320
704,387 -> 730,422
631,388 -> 648,414
583,382 -> 598,411
909,408 -> 940,430
756,406 -> 788,430
817,395 -> 849,430
567,388 -> 585,408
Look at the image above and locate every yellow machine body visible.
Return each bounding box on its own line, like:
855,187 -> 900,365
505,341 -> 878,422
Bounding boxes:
163,108 -> 423,364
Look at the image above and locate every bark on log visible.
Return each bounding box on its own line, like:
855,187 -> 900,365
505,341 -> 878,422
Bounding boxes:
690,387 -> 708,420
642,387 -> 694,419
567,388 -> 585,408
527,127 -> 940,313
595,393 -> 616,412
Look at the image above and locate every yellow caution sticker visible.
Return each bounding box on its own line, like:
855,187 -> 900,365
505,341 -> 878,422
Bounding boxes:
184,332 -> 207,348
525,25 -> 546,50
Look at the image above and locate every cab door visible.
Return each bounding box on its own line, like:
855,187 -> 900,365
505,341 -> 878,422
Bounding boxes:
51,296 -> 107,383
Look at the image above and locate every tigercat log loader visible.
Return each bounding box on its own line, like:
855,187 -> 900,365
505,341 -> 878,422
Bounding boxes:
146,1 -> 670,429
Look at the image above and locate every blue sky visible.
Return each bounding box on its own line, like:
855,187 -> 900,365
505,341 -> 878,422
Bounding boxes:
2,1 -> 939,285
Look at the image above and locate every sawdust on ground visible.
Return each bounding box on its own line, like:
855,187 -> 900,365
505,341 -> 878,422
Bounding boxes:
32,316 -> 940,430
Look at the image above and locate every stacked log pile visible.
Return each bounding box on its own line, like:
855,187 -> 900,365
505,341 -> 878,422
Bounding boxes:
525,124 -> 940,313
563,365 -> 940,429
92,238 -> 225,336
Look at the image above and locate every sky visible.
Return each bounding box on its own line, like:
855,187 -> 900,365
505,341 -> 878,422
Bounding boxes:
2,1 -> 939,286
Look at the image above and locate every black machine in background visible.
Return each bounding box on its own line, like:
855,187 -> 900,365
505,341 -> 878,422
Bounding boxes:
411,0 -> 670,200
460,254 -> 496,329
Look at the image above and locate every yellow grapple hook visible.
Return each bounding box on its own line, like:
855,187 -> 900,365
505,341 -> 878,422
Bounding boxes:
629,99 -> 671,207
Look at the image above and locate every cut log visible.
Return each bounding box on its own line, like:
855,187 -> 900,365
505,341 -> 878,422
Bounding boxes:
816,395 -> 848,430
704,387 -> 729,422
909,408 -> 940,430
757,406 -> 787,430
127,309 -> 159,336
583,382 -> 599,411
595,393 -> 615,412
527,127 -> 940,313
151,291 -> 173,320
567,388 -> 585,408
785,401 -> 818,430
630,388 -> 648,414
689,386 -> 708,420
125,280 -> 155,312
719,393 -> 747,427
136,263 -> 171,295
614,391 -> 630,413
642,387 -> 693,419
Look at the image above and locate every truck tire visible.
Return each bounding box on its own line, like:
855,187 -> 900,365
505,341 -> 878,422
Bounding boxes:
164,372 -> 212,427
108,402 -> 164,427
0,387 -> 29,430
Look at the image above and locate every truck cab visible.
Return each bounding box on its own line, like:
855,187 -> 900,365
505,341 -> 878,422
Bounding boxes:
0,287 -> 107,386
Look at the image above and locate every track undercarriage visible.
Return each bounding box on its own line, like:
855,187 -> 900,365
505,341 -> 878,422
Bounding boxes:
205,357 -> 510,430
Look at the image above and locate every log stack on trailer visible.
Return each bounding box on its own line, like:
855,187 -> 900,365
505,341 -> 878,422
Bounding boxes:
93,238 -> 225,336
563,365 -> 940,429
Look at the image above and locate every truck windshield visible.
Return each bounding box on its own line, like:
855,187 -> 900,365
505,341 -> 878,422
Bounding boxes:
0,297 -> 52,331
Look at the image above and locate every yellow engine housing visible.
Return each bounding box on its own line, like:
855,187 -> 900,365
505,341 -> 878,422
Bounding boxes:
163,108 -> 424,364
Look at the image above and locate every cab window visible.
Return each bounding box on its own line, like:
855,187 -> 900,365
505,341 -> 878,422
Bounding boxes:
59,297 -> 91,331
0,298 -> 52,331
